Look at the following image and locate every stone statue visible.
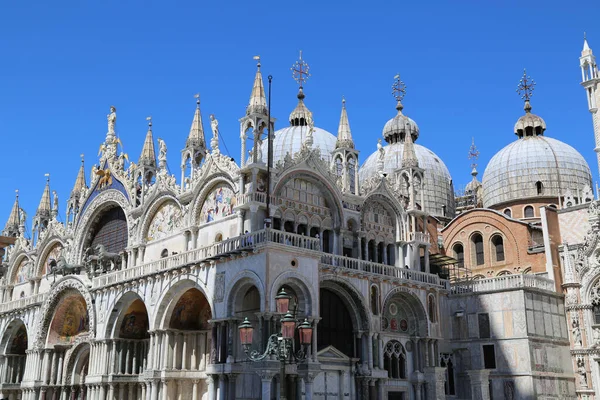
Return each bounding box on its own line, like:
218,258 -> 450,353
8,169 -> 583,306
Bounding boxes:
52,191 -> 59,213
107,106 -> 117,134
210,114 -> 219,152
305,124 -> 314,148
158,138 -> 167,162
18,208 -> 26,226
256,137 -> 263,162
572,317 -> 582,347
577,357 -> 587,387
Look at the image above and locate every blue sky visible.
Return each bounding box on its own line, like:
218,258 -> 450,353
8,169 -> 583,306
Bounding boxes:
1,1 -> 599,231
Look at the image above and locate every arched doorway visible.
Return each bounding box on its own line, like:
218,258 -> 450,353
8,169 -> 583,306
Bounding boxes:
0,320 -> 28,397
65,343 -> 90,400
318,288 -> 354,357
156,288 -> 213,399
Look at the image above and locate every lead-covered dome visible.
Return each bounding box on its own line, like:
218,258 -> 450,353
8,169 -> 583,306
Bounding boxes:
482,100 -> 592,208
261,87 -> 337,164
360,142 -> 456,218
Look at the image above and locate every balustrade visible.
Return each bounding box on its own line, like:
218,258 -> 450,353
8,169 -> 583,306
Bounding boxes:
451,273 -> 555,294
320,253 -> 443,287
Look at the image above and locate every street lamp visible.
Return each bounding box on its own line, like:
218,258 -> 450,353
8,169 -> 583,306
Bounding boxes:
238,289 -> 313,400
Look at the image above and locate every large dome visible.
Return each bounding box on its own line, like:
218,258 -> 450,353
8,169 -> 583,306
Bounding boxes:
261,125 -> 337,164
482,136 -> 592,208
360,142 -> 456,218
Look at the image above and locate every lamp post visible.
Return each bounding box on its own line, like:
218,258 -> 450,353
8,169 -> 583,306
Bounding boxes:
239,288 -> 313,400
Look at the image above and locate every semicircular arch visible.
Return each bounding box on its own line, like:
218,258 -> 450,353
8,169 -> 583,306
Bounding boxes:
382,288 -> 428,336
270,271 -> 316,317
225,270 -> 266,317
319,275 -> 370,331
152,278 -> 214,330
191,177 -> 237,225
140,195 -> 184,243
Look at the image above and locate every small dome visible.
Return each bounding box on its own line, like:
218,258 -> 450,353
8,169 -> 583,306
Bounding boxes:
382,102 -> 419,144
360,142 -> 455,218
262,126 -> 337,164
482,136 -> 592,208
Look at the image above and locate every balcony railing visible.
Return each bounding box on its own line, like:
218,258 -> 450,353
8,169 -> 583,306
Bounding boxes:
320,254 -> 443,287
451,274 -> 556,294
0,293 -> 45,314
87,228 -> 439,289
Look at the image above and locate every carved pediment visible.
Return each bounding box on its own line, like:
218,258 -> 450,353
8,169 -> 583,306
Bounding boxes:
317,345 -> 351,362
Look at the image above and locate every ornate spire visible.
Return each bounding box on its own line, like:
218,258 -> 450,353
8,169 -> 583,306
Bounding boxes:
514,69 -> 546,137
38,174 -> 52,213
469,137 -> 480,177
3,190 -> 20,237
247,56 -> 268,115
401,122 -> 419,168
336,97 -> 354,149
139,117 -> 157,166
583,32 -> 592,54
289,51 -> 313,126
71,154 -> 87,195
187,94 -> 206,148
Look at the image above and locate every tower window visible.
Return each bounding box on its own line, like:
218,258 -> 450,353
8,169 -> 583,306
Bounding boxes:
482,345 -> 496,369
524,206 -> 534,218
504,208 -> 512,217
491,235 -> 505,263
536,181 -> 543,195
471,234 -> 484,266
453,244 -> 464,268
594,304 -> 600,324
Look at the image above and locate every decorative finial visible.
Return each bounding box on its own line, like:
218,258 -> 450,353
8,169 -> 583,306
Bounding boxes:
392,74 -> 407,102
516,69 -> 536,102
291,50 -> 310,88
468,137 -> 480,170
15,189 -> 19,199
342,96 -> 346,107
194,93 -> 200,105
253,55 -> 261,69
146,116 -> 152,128
44,173 -> 50,183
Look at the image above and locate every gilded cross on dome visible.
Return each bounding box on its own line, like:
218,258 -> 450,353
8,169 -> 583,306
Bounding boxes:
392,74 -> 406,102
516,69 -> 536,101
291,51 -> 310,87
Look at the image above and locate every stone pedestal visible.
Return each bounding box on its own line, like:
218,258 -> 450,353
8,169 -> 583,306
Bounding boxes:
423,366 -> 446,400
467,369 -> 491,400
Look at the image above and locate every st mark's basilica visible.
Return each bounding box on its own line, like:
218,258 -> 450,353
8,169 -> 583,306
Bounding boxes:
2,39 -> 600,400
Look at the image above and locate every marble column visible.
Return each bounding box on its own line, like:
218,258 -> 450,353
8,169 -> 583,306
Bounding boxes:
192,379 -> 199,400
261,374 -> 273,400
424,366 -> 447,400
467,369 -> 491,400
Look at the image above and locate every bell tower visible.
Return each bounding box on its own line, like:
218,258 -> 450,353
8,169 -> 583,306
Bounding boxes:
581,35 -> 600,174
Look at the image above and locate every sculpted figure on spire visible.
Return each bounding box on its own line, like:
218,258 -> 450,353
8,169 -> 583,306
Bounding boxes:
107,106 -> 117,135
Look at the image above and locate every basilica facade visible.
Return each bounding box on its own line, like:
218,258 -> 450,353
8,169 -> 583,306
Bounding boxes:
0,39 -> 598,400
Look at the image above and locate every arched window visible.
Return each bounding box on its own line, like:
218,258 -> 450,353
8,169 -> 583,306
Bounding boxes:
370,285 -> 380,315
524,206 -> 534,218
453,244 -> 464,268
215,233 -> 223,242
594,304 -> 600,324
504,209 -> 512,217
428,295 -> 437,323
548,204 -> 558,209
160,249 -> 169,258
335,157 -> 343,177
348,157 -> 356,194
491,235 -> 504,262
536,181 -> 543,195
471,234 -> 484,266
384,341 -> 407,379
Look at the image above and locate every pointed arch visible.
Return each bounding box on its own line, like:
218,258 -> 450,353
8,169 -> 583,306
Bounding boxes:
139,195 -> 184,242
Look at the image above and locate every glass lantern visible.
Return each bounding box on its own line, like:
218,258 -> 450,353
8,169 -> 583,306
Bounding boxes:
275,288 -> 291,314
298,319 -> 313,346
238,317 -> 254,346
281,312 -> 296,339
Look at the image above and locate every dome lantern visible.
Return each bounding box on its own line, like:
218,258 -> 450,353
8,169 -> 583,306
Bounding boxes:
514,70 -> 546,138
382,75 -> 419,144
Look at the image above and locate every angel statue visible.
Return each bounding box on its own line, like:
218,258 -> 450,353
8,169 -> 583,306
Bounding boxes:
52,191 -> 59,213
